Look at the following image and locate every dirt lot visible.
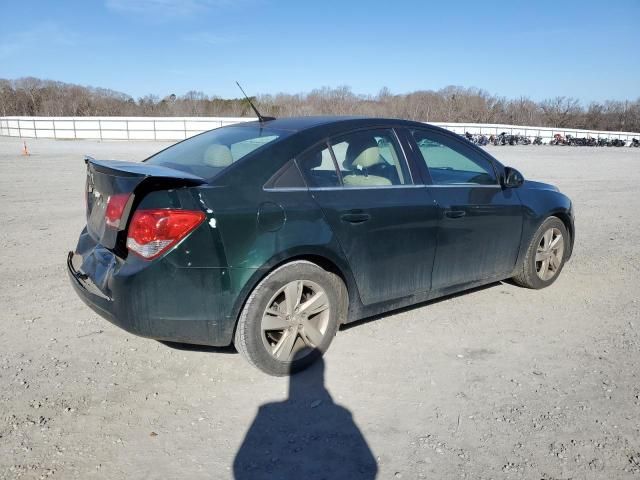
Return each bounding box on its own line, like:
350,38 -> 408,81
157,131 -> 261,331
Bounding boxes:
1,136 -> 639,479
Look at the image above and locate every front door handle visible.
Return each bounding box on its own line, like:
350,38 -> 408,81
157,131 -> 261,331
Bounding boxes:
445,209 -> 466,219
341,212 -> 371,224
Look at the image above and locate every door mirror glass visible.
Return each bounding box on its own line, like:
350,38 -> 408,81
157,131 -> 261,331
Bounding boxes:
503,167 -> 524,188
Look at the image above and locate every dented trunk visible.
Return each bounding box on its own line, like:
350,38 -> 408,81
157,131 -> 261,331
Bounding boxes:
70,158 -> 237,346
85,157 -> 205,252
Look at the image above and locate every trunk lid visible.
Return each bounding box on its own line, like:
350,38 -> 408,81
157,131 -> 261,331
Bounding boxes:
85,158 -> 205,250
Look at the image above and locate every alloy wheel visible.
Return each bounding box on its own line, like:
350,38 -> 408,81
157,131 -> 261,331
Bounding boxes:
260,280 -> 331,361
535,227 -> 564,281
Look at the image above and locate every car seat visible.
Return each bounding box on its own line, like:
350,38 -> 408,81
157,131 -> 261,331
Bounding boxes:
342,137 -> 393,186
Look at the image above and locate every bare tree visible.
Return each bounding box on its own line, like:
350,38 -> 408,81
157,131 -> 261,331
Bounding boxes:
1,77 -> 639,132
540,97 -> 582,128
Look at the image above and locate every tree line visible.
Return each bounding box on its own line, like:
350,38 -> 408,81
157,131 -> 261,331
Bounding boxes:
1,77 -> 639,132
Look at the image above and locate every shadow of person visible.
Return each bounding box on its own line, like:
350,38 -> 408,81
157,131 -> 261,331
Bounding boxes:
233,356 -> 377,479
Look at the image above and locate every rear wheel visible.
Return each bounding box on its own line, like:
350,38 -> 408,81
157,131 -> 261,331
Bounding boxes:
512,216 -> 569,289
234,261 -> 347,376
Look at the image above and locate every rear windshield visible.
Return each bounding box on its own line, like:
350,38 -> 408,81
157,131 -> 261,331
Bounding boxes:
145,125 -> 289,178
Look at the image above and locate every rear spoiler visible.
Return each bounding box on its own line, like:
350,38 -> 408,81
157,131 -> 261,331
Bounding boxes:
85,157 -> 206,183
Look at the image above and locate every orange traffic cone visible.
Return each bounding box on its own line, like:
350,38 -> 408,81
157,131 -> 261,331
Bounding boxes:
22,141 -> 30,156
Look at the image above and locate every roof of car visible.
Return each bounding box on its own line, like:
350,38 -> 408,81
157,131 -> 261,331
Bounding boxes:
234,116 -> 430,132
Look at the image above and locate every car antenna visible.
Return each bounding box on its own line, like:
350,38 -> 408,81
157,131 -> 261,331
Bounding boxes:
235,81 -> 275,123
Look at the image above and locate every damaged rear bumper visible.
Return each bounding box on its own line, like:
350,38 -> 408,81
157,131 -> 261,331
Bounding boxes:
67,246 -> 235,347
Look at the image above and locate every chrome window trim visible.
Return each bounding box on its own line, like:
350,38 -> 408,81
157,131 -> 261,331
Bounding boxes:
425,184 -> 502,189
263,186 -> 308,192
265,183 -> 502,192
307,184 -> 425,192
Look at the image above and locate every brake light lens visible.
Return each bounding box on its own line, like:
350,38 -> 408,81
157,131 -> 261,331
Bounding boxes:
126,209 -> 206,260
105,193 -> 131,228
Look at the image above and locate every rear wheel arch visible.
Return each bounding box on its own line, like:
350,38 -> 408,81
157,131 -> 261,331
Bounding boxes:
234,259 -> 348,375
291,254 -> 352,300
229,252 -> 356,343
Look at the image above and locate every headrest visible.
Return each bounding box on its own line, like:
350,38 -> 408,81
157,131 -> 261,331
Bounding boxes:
351,146 -> 381,169
203,144 -> 233,168
343,137 -> 382,169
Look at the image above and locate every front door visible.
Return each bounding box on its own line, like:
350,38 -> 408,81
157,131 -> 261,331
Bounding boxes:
406,128 -> 523,290
297,128 -> 439,305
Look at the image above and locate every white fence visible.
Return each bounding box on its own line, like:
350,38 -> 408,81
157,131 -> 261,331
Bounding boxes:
1,116 -> 638,142
0,116 -> 253,141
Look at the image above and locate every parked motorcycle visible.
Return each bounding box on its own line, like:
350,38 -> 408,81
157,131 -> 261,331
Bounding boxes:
466,131 -> 628,147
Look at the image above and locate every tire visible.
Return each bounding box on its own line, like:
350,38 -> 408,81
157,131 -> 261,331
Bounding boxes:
512,216 -> 569,289
234,260 -> 347,376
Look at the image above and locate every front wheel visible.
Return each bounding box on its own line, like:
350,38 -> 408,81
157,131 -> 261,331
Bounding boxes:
512,216 -> 569,289
234,261 -> 347,376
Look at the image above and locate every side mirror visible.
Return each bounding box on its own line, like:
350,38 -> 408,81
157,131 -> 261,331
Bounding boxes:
502,167 -> 524,188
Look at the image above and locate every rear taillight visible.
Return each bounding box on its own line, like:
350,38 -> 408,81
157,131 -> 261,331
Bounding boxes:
126,209 -> 206,260
105,193 -> 131,228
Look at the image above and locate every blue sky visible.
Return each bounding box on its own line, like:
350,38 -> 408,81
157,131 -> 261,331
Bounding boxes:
1,0 -> 638,102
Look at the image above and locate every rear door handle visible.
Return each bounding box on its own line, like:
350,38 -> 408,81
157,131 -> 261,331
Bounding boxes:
445,210 -> 466,219
340,213 -> 371,224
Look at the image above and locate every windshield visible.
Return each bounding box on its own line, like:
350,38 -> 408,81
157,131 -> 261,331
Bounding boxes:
145,125 -> 289,178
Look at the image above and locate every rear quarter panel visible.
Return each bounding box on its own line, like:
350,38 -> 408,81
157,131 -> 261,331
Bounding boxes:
198,181 -> 357,331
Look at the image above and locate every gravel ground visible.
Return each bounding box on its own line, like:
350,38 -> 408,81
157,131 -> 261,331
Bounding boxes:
1,137 -> 639,479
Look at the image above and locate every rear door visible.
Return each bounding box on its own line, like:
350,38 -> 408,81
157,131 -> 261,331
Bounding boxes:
405,129 -> 523,289
297,128 -> 439,305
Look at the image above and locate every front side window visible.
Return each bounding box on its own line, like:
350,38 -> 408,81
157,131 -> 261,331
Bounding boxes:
411,130 -> 497,185
145,126 -> 288,179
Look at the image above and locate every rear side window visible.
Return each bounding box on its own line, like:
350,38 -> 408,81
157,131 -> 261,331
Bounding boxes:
297,129 -> 411,188
411,130 -> 497,185
145,126 -> 288,179
331,129 -> 409,187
